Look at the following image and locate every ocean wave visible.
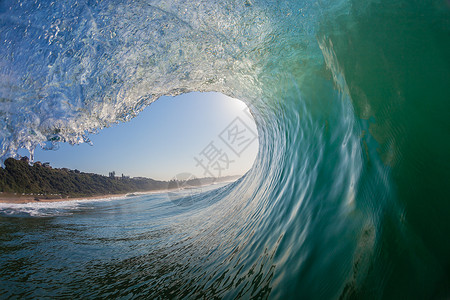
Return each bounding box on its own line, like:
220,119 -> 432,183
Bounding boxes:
1,0 -> 449,298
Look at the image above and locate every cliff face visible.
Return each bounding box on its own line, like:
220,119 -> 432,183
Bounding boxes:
0,158 -> 167,197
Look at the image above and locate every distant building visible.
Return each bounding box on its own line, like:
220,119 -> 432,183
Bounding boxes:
121,174 -> 130,179
43,162 -> 52,169
20,156 -> 30,164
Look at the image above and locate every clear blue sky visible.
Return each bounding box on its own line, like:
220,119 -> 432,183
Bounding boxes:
22,92 -> 258,181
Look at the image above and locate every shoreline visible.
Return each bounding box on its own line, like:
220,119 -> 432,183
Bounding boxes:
0,177 -> 240,205
0,190 -> 168,204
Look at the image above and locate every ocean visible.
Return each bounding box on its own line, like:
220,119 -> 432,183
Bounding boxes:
1,0 -> 450,298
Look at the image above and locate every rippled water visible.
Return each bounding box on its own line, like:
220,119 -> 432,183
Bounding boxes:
1,184 -> 245,298
1,0 -> 450,298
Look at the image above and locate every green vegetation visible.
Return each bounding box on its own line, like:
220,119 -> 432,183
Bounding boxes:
0,158 -> 167,198
0,158 -> 241,199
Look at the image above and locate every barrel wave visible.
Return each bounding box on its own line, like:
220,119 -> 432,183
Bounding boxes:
1,0 -> 450,298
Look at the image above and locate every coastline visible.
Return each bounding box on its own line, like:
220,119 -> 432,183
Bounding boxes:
0,190 -> 167,204
0,176 -> 240,205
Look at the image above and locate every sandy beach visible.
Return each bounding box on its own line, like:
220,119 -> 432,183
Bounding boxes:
0,190 -> 167,204
0,178 -> 233,205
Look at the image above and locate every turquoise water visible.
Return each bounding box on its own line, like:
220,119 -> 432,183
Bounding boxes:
1,0 -> 450,298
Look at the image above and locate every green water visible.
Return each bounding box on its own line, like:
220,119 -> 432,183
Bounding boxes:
1,0 -> 450,298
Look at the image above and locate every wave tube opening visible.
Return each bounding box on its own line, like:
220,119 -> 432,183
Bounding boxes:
19,92 -> 259,183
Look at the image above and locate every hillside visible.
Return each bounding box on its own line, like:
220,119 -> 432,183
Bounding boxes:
0,158 -> 240,199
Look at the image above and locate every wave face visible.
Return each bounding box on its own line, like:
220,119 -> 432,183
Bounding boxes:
1,0 -> 450,298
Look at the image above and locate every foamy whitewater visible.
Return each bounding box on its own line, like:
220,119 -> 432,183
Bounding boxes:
1,0 -> 450,298
0,195 -> 127,217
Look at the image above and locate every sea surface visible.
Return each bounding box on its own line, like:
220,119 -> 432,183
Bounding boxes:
1,0 -> 450,298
